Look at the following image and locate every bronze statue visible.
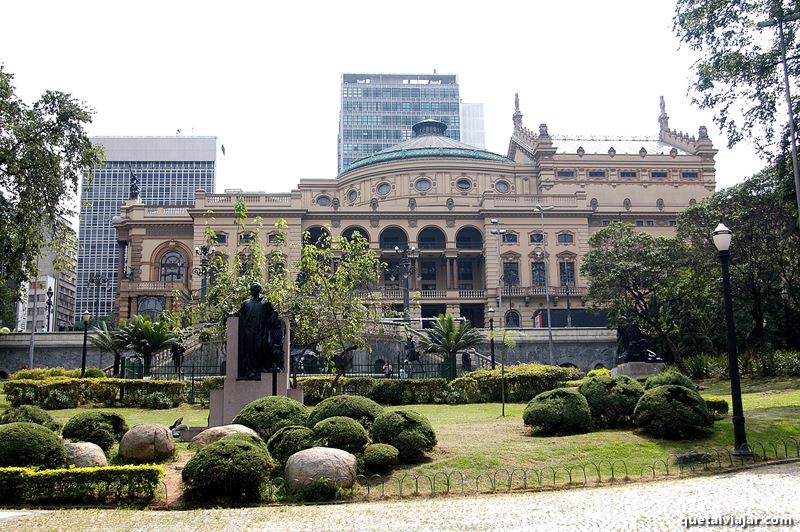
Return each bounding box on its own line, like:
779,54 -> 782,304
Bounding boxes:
230,282 -> 284,380
616,318 -> 661,363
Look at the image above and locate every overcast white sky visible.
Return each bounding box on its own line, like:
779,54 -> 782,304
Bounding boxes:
2,0 -> 767,194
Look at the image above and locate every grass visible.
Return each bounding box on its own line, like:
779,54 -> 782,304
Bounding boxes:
1,376 -> 798,499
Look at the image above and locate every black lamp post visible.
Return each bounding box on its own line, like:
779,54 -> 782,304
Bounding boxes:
194,244 -> 215,303
391,245 -> 417,322
712,223 -> 752,458
488,307 -> 496,369
45,286 -> 54,332
81,310 -> 90,378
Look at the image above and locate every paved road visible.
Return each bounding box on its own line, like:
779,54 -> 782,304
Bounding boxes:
8,462 -> 799,531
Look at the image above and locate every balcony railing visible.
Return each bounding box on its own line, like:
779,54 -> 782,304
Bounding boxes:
459,289 -> 485,298
124,281 -> 188,292
144,207 -> 188,217
503,285 -> 587,296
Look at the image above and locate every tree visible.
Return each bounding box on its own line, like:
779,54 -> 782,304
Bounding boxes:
0,66 -> 104,325
673,0 -> 800,155
581,222 -> 697,370
417,313 -> 485,379
89,321 -> 127,376
118,315 -> 178,376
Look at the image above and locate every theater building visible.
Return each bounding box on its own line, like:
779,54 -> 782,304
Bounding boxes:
112,97 -> 716,329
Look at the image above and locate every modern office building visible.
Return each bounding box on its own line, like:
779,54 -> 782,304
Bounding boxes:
338,73 -> 461,173
112,97 -> 716,335
460,102 -> 486,149
75,137 -> 218,322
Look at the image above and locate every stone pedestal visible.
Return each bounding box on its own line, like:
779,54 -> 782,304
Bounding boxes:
206,316 -> 303,427
612,361 -> 665,378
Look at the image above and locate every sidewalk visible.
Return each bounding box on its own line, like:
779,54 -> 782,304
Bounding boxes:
9,461 -> 800,531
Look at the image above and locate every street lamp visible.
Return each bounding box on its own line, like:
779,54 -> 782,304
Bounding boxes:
392,245 -> 417,322
488,307 -> 496,369
560,273 -> 573,328
534,204 -> 555,365
81,310 -> 91,378
712,223 -> 752,458
757,9 -> 800,231
45,286 -> 54,332
86,273 -> 109,325
490,219 -> 505,327
194,244 -> 215,303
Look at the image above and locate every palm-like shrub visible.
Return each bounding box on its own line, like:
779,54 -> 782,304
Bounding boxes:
118,315 -> 178,375
89,321 -> 127,376
418,313 -> 485,378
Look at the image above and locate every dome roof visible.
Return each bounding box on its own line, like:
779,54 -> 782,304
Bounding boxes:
340,119 -> 512,174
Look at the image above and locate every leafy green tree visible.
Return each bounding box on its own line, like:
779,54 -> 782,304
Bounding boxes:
89,321 -> 127,376
581,222 -> 695,370
118,315 -> 178,375
418,313 -> 485,379
0,66 -> 104,325
673,0 -> 800,154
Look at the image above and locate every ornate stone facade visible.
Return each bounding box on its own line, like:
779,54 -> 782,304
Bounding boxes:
112,98 -> 716,328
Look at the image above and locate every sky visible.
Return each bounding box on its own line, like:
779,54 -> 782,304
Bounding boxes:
1,0 -> 768,195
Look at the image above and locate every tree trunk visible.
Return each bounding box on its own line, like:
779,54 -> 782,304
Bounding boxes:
657,328 -> 686,373
113,354 -> 121,376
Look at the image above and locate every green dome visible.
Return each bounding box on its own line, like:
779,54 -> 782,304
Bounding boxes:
341,120 -> 512,174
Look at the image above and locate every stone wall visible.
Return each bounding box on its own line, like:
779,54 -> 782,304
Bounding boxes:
0,332 -> 106,377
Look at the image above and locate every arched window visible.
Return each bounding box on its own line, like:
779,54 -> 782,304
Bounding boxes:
341,226 -> 370,243
456,227 -> 482,249
418,227 -> 446,249
159,251 -> 185,281
379,227 -> 408,250
137,296 -> 164,322
506,310 -> 521,328
304,226 -> 331,248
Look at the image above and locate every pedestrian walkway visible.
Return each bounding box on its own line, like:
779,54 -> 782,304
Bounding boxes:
9,461 -> 799,531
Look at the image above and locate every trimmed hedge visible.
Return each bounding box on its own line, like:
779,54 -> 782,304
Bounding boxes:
306,395 -> 384,430
182,433 -> 275,503
266,425 -> 315,466
467,364 -> 581,402
312,416 -> 370,454
371,409 -> 437,463
633,385 -> 713,439
0,422 -> 67,469
4,378 -> 189,408
644,369 -> 696,391
522,388 -> 592,436
0,405 -> 62,433
63,412 -> 128,454
10,368 -> 81,380
0,465 -> 163,506
578,375 -> 644,428
447,376 -> 482,404
704,397 -> 730,418
363,443 -> 399,473
233,396 -> 309,440
586,368 -> 611,378
298,377 -> 448,406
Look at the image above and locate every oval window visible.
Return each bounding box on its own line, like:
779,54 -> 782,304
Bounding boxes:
415,178 -> 432,192
317,195 -> 331,206
456,178 -> 472,191
495,180 -> 510,193
377,182 -> 391,195
347,190 -> 358,203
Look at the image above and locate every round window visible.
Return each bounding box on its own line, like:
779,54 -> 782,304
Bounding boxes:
415,178 -> 432,192
495,180 -> 511,193
377,182 -> 391,195
456,178 -> 472,191
316,195 -> 331,206
347,190 -> 358,203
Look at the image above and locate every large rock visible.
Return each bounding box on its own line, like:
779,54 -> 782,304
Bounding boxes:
189,424 -> 259,449
65,442 -> 107,467
284,447 -> 358,490
118,424 -> 175,463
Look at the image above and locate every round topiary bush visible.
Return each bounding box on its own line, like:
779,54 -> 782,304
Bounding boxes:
371,409 -> 436,463
447,376 -> 483,404
522,387 -> 592,436
578,375 -> 644,428
363,443 -> 399,473
141,392 -> 173,409
62,411 -> 129,453
83,368 -> 106,378
0,422 -> 67,468
0,405 -> 62,433
306,395 -> 383,430
266,425 -> 315,466
232,396 -> 308,440
312,416 -> 369,454
182,433 -> 276,503
633,384 -> 714,439
41,390 -> 77,410
644,368 -> 696,391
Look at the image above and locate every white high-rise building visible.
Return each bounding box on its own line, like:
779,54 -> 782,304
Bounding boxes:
460,102 -> 486,149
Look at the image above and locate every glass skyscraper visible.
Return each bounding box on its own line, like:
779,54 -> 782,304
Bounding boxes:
75,137 -> 217,322
338,73 -> 461,173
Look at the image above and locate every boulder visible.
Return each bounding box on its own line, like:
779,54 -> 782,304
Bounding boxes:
284,447 -> 358,490
189,424 -> 259,449
118,424 -> 175,463
65,442 -> 107,468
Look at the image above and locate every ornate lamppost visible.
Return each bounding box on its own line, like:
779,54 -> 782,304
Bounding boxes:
712,223 -> 752,458
194,244 -> 215,303
534,204 -> 555,365
45,286 -> 54,332
488,307 -> 496,369
391,245 -> 417,321
86,273 -> 109,325
81,310 -> 91,378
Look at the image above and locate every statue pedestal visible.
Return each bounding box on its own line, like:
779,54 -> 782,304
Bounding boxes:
207,316 -> 303,427
612,361 -> 665,378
